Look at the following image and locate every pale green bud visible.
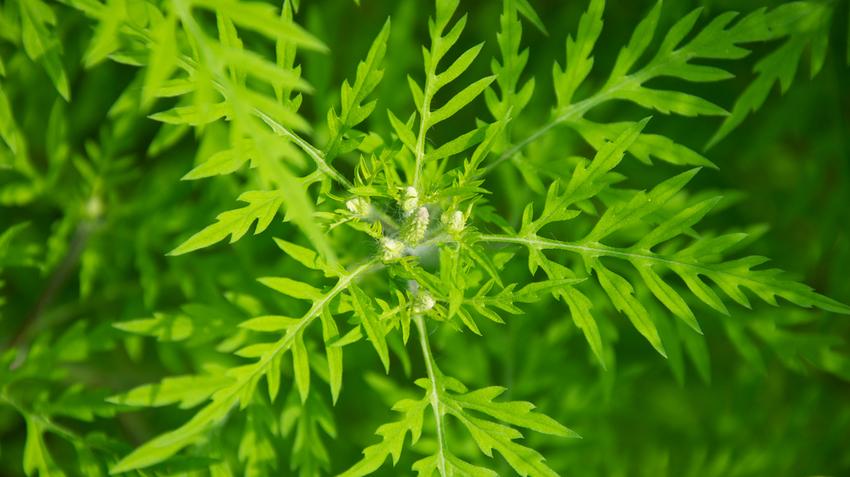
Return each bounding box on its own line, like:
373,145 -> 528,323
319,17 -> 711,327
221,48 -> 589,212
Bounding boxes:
380,237 -> 405,261
401,186 -> 419,214
414,291 -> 435,313
346,197 -> 370,217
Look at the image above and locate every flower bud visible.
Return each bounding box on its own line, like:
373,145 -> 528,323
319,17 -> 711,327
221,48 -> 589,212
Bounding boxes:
414,291 -> 435,313
401,186 -> 418,215
446,210 -> 465,234
346,197 -> 370,217
380,237 -> 405,261
403,206 -> 429,245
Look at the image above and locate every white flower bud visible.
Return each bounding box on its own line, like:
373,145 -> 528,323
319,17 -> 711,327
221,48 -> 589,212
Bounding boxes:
380,237 -> 405,261
346,197 -> 370,217
401,186 -> 419,214
446,210 -> 465,234
404,206 -> 429,245
414,291 -> 435,313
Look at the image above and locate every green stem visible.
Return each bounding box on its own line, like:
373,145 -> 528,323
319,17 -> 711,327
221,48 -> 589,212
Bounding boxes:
413,85 -> 433,192
480,43 -> 693,177
247,259 -> 381,394
113,258 -> 381,472
478,232 -> 710,272
479,83 -> 620,177
477,233 -> 835,308
254,109 -> 354,189
413,314 -> 449,477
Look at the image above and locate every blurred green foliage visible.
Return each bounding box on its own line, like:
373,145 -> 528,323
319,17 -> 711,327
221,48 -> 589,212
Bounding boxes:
1,0 -> 849,475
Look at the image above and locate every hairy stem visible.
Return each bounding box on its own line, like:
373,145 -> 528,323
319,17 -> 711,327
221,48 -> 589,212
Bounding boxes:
413,82 -> 434,192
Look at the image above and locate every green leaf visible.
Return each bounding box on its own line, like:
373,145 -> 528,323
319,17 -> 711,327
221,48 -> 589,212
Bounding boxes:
339,397 -> 427,477
636,196 -> 722,250
81,0 -> 125,67
273,238 -> 341,276
235,343 -> 275,358
218,46 -> 313,92
349,285 -> 390,372
635,264 -> 701,333
110,398 -> 234,474
113,313 -> 194,341
487,0 -> 534,138
526,119 -> 648,232
181,143 -> 255,180
505,0 -> 835,168
292,332 -> 311,402
563,287 -> 605,367
112,260 -> 378,473
571,119 -> 715,168
239,86 -> 311,132
142,13 -> 178,106
24,418 -> 66,477
430,76 -> 495,125
169,190 -> 283,255
107,375 -> 233,409
594,262 -> 666,357
514,277 -> 585,302
460,416 -> 560,477
553,0 -> 604,108
614,87 -> 728,117
515,0 -> 547,34
451,386 -> 577,437
259,276 -> 324,301
267,353 -> 283,402
0,82 -> 26,158
708,34 -> 813,147
406,0 -> 496,188
584,168 -> 700,242
436,43 -> 484,89
387,110 -> 417,153
320,307 -> 343,403
426,125 -> 487,162
197,0 -> 327,52
19,0 -> 70,100
150,102 -> 232,126
239,315 -> 301,332
607,0 -> 661,81
326,19 -> 391,157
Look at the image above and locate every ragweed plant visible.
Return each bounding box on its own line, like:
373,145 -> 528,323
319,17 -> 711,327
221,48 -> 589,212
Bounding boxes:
1,0 -> 849,475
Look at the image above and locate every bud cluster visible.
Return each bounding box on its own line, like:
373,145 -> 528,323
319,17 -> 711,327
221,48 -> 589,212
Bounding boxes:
377,187 -> 440,262
401,186 -> 419,215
